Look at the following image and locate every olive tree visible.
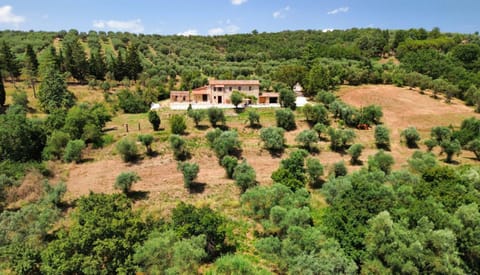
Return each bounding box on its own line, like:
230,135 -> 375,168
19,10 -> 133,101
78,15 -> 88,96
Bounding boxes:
114,171 -> 140,194
401,127 -> 421,148
260,127 -> 286,154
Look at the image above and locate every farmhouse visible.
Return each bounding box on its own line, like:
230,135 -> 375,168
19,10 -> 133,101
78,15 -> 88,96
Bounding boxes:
170,79 -> 278,105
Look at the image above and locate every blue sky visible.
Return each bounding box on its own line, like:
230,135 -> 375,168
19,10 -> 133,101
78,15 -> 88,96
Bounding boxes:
0,0 -> 479,35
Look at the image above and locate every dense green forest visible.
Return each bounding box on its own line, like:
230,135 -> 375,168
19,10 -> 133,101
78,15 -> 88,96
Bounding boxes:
1,28 -> 480,274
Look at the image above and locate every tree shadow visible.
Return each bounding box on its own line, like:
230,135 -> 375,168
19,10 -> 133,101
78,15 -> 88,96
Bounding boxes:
79,157 -> 95,164
309,179 -> 325,189
127,190 -> 150,201
103,126 -> 118,132
443,159 -> 460,165
218,125 -> 230,131
376,144 -> 391,151
267,148 -> 284,158
195,125 -> 209,131
188,182 -> 206,194
234,108 -> 245,114
146,151 -> 159,158
350,159 -> 364,166
246,124 -> 262,130
406,143 -> 420,149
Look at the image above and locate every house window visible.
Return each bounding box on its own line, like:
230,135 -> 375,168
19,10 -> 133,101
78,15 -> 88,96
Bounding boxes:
238,86 -> 241,91
229,87 -> 232,92
249,86 -> 252,91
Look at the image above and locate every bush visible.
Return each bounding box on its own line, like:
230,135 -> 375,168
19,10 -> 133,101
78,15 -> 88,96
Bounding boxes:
327,127 -> 356,151
12,89 -> 28,109
408,151 -> 438,174
279,88 -> 296,109
440,139 -> 461,163
42,130 -> 70,160
374,125 -> 390,150
117,89 -> 148,113
148,111 -> 161,131
401,127 -> 421,148
295,130 -> 319,152
169,135 -> 190,161
272,149 -> 309,190
275,108 -> 296,131
177,162 -> 199,188
424,139 -> 437,151
260,127 -> 286,153
170,114 -> 187,135
138,134 -> 154,155
315,90 -> 336,105
231,91 -> 244,108
331,161 -> 347,177
207,107 -> 226,127
233,160 -> 257,193
347,143 -> 364,165
209,130 -> 241,160
303,104 -> 329,125
220,156 -> 238,179
63,139 -> 86,163
368,150 -> 394,174
187,109 -> 205,127
360,105 -> 383,125
246,109 -> 260,127
114,171 -> 140,194
116,138 -> 138,162
466,138 -> 480,160
306,157 -> 323,186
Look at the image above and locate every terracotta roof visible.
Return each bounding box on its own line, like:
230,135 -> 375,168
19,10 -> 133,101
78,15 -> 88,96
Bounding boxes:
209,80 -> 260,85
260,92 -> 279,97
193,86 -> 208,91
170,91 -> 189,95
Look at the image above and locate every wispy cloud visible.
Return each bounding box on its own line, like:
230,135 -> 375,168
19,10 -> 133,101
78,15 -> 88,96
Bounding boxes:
177,29 -> 199,36
322,28 -> 334,32
208,27 -> 224,36
93,19 -> 144,33
208,19 -> 240,36
231,0 -> 247,5
327,6 -> 349,15
0,5 -> 25,26
273,6 -> 290,19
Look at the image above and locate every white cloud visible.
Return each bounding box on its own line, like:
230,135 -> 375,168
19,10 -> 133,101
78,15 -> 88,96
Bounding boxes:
177,29 -> 198,36
208,27 -> 224,36
231,0 -> 247,5
0,5 -> 25,25
273,6 -> 290,19
93,19 -> 144,33
225,24 -> 240,34
322,28 -> 333,32
327,6 -> 349,15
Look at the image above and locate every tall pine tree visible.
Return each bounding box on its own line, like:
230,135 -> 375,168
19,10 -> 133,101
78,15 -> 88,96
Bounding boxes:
38,67 -> 76,113
24,44 -> 39,97
63,38 -> 88,82
0,71 -> 5,106
126,43 -> 143,80
1,41 -> 21,87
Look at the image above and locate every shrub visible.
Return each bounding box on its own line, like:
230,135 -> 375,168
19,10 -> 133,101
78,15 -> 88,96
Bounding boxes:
209,131 -> 241,160
114,171 -> 140,194
63,139 -> 86,163
260,127 -> 286,153
116,138 -> 138,162
272,149 -> 309,190
303,104 -> 329,125
12,89 -> 28,109
148,111 -> 161,131
360,105 -> 383,125
374,125 -> 390,150
331,161 -> 347,177
327,127 -> 356,151
220,156 -> 238,179
187,109 -> 205,127
431,126 -> 452,143
207,107 -> 226,127
306,157 -> 323,186
401,127 -> 421,148
233,160 -> 257,193
138,134 -> 154,155
177,162 -> 199,188
279,88 -> 296,109
169,135 -> 190,161
440,139 -> 461,163
170,114 -> 187,135
347,143 -> 364,165
117,89 -> 148,113
408,151 -> 438,174
246,109 -> 260,127
315,90 -> 336,105
368,150 -> 394,174
231,91 -> 244,108
42,130 -> 70,160
275,108 -> 296,131
466,138 -> 480,160
295,129 -> 319,152
424,139 -> 437,151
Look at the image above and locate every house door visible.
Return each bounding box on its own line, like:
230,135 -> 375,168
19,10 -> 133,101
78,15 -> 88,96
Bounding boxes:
202,94 -> 208,102
217,96 -> 222,104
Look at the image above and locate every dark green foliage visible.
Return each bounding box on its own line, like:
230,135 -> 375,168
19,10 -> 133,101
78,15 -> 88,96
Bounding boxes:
63,36 -> 88,81
306,63 -> 335,96
115,171 -> 140,194
125,43 -> 143,80
208,130 -> 241,160
12,89 -> 28,109
117,89 -> 148,113
188,109 -> 205,127
246,109 -> 260,127
206,128 -> 223,145
424,138 -> 438,151
275,108 -> 296,131
295,129 -> 319,151
0,71 -> 5,106
207,107 -> 226,127
170,114 -> 187,135
302,104 -> 329,125
177,162 -> 199,188
0,105 -> 46,161
401,126 -> 421,148
329,100 -> 361,127
220,155 -> 238,179
431,125 -> 452,143
171,202 -> 228,259
40,193 -> 148,274
233,160 -> 257,192
374,125 -> 390,150
327,127 -> 356,151
332,161 -> 348,177
440,139 -> 461,163
1,41 -> 21,80
272,149 -> 308,191
63,139 -> 86,163
466,138 -> 480,160
138,134 -> 154,155
315,90 -> 336,105
116,138 -> 138,162
259,127 -> 285,153
279,88 -> 296,109
454,117 -> 480,146
62,103 -> 111,145
360,105 -> 383,125
306,157 -> 323,186
231,91 -> 244,108
147,110 -> 160,131
42,130 -> 70,160
408,150 -> 438,174
38,67 -> 76,113
347,143 -> 364,165
368,150 -> 395,174
169,134 -> 190,161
